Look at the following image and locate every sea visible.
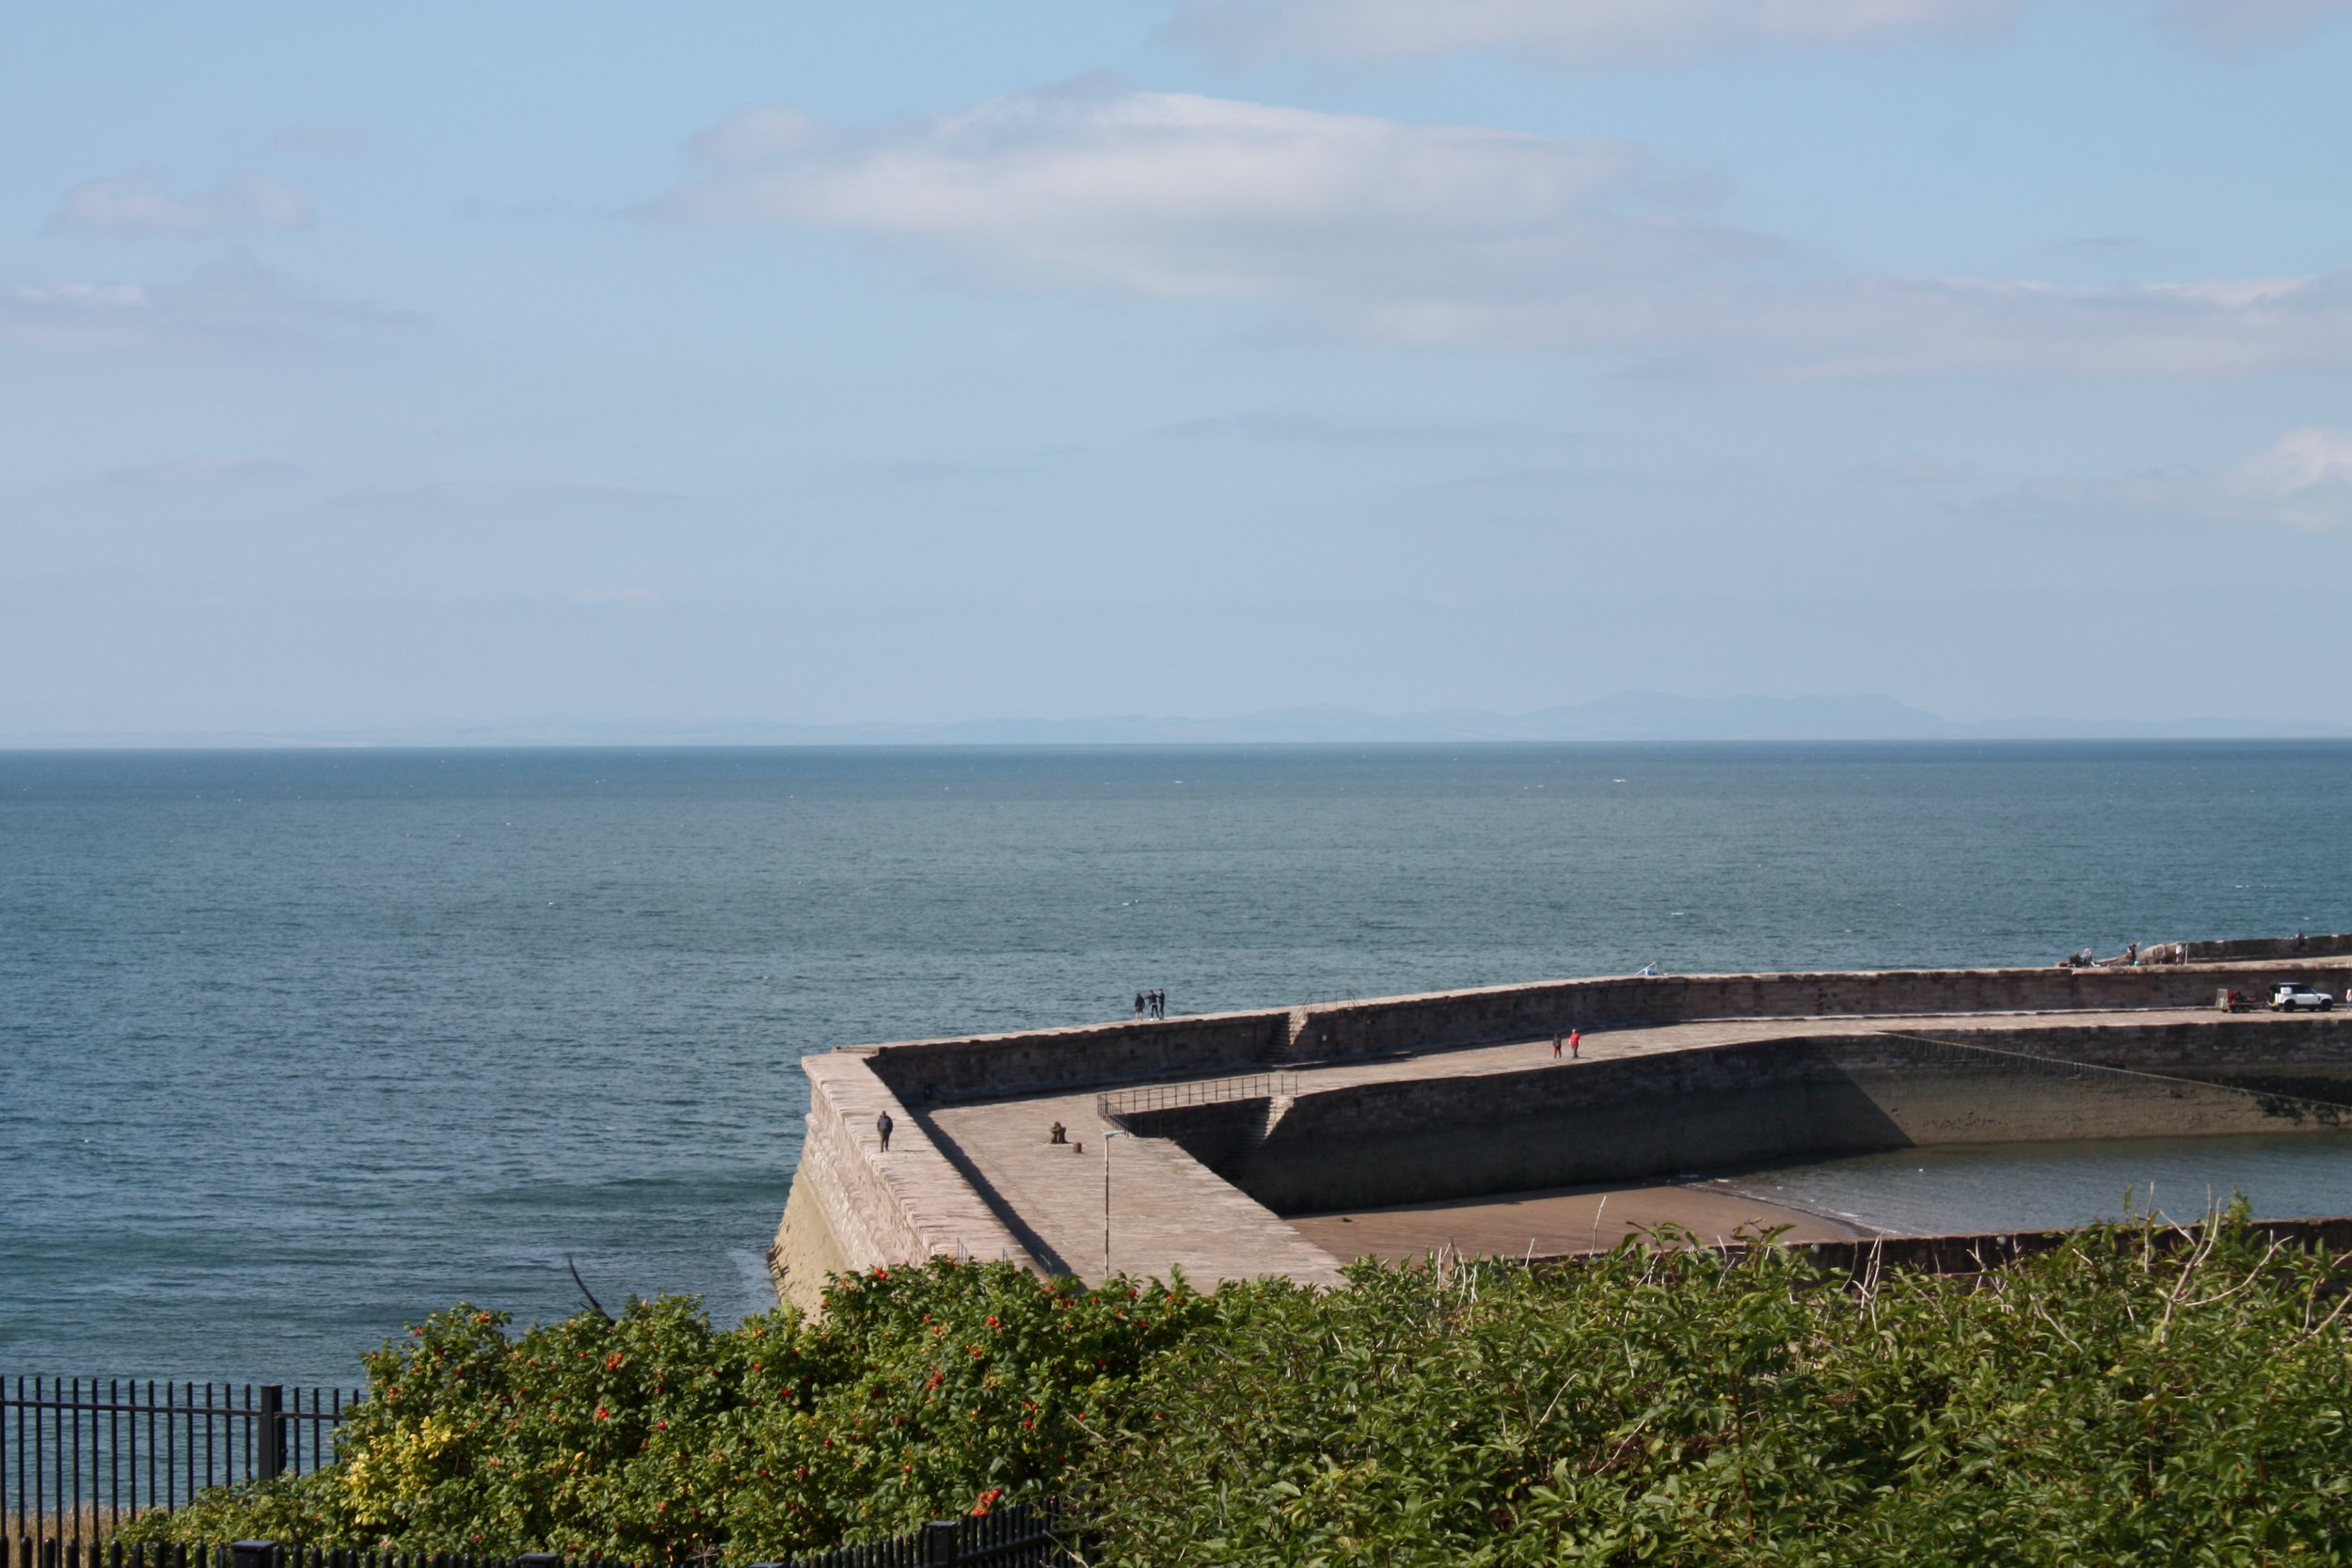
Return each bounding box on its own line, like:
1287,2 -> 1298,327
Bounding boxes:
5,741 -> 2351,1388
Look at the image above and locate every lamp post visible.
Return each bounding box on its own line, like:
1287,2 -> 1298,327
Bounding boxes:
1101,1130 -> 1125,1284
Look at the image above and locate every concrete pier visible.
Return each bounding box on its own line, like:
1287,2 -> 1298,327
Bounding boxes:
769,947 -> 2352,1314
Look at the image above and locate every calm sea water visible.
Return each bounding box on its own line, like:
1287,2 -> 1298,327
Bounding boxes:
5,742 -> 2350,1386
1716,1133 -> 2352,1238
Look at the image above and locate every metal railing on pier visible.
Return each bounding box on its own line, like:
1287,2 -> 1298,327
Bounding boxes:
1095,1072 -> 1298,1129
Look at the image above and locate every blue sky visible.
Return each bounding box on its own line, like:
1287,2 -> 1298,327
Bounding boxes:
6,1 -> 2352,736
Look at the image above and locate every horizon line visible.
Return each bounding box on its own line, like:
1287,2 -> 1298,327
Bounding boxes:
8,735 -> 2352,753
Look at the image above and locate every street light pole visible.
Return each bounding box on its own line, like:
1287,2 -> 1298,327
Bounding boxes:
1101,1130 -> 1125,1284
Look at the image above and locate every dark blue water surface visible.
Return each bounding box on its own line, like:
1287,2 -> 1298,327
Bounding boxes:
5,742 -> 2349,1385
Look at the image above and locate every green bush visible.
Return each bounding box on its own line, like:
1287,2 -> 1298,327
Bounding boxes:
1080,1220 -> 2352,1565
121,1259 -> 1206,1561
124,1216 -> 2352,1564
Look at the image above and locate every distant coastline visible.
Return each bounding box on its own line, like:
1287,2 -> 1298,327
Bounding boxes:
7,690 -> 2350,749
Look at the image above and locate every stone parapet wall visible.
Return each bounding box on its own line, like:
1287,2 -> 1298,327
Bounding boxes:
866,1010 -> 1293,1104
856,947 -> 2352,1105
768,1053 -> 1034,1315
2178,933 -> 2352,963
1138,1021 -> 2352,1214
1277,962 -> 2348,1063
1931,1014 -> 2352,1076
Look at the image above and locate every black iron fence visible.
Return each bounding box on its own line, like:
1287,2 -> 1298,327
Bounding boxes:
3,1380 -> 357,1542
4,1376 -> 1073,1567
4,1497 -> 1073,1568
759,1497 -> 1072,1566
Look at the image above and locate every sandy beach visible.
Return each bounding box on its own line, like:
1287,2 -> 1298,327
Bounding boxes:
1290,1180 -> 1866,1263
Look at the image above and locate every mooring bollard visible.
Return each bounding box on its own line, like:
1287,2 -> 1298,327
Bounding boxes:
922,1519 -> 961,1564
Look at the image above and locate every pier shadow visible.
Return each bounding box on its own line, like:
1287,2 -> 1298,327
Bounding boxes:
909,1110 -> 1082,1277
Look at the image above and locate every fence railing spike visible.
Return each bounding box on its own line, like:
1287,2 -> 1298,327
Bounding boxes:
2,1380 -> 359,1547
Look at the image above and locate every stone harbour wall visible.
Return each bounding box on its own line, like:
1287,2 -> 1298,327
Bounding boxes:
776,942 -> 2352,1309
767,1053 -> 1033,1316
859,953 -> 2352,1105
2178,933 -> 2352,963
1130,1021 -> 2352,1215
866,1011 -> 1294,1104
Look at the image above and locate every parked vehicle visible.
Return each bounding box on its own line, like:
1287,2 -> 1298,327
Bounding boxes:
2268,982 -> 2337,1012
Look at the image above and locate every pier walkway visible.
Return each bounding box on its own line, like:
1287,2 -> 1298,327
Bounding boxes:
919,1006 -> 2276,1288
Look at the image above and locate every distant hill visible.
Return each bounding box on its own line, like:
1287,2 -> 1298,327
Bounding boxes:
456,694 -> 2349,745
1491,691 -> 1957,742
14,693 -> 2344,747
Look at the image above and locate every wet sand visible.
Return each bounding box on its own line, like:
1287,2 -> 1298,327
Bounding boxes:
1289,1180 -> 1866,1262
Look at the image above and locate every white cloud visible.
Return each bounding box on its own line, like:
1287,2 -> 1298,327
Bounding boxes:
0,259 -> 407,353
691,107 -> 816,164
2008,428 -> 2352,531
49,171 -> 313,238
666,87 -> 1736,302
668,88 -> 2352,379
2237,428 -> 2352,529
1164,0 -> 2026,66
1508,271 -> 2352,377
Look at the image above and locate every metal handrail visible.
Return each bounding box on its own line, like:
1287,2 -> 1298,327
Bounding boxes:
1095,1071 -> 1299,1129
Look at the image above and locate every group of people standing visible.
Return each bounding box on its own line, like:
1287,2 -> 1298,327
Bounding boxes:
1134,988 -> 1168,1018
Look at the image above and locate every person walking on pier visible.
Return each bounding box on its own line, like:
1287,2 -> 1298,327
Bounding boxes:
875,1110 -> 894,1153
1570,1028 -> 1581,1058
1135,992 -> 1146,1017
1551,1034 -> 1562,1059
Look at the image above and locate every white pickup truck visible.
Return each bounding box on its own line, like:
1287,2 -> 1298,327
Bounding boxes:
2268,982 -> 2337,1012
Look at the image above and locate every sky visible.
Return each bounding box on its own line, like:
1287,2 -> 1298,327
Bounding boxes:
5,0 -> 2352,738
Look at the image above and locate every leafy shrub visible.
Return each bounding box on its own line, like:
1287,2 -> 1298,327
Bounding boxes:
122,1259 -> 1205,1561
123,1216 -> 2352,1564
1080,1219 -> 2352,1565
